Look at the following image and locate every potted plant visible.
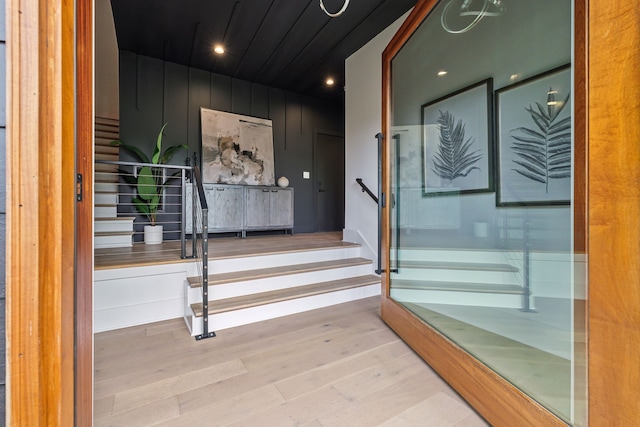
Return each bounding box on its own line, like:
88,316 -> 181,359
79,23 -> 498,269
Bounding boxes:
111,123 -> 187,244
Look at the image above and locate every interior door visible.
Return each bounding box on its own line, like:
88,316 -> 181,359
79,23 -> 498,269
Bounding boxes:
314,132 -> 345,232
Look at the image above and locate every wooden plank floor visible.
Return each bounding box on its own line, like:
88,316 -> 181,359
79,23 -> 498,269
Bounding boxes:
94,297 -> 488,426
95,231 -> 358,270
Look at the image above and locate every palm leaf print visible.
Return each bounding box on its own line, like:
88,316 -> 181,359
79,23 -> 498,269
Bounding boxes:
510,87 -> 571,193
431,110 -> 482,183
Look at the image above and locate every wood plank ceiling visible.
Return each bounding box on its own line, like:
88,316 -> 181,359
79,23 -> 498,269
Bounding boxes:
110,0 -> 417,101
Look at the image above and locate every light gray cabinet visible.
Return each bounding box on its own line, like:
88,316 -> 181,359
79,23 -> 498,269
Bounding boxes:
186,184 -> 293,236
244,187 -> 294,233
205,184 -> 243,231
185,184 -> 243,234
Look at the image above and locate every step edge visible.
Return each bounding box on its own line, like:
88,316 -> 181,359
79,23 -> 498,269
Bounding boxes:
188,257 -> 373,287
191,276 -> 380,316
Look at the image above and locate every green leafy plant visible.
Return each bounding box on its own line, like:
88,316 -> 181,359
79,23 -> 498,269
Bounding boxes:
510,88 -> 571,193
110,123 -> 187,225
432,110 -> 483,183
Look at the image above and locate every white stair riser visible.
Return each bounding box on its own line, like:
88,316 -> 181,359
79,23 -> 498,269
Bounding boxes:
187,264 -> 372,302
96,299 -> 183,333
394,249 -> 514,264
203,246 -> 363,274
391,269 -> 519,285
95,270 -> 185,310
95,192 -> 118,205
390,288 -> 523,309
95,205 -> 118,218
95,234 -> 133,248
186,284 -> 380,335
95,219 -> 135,233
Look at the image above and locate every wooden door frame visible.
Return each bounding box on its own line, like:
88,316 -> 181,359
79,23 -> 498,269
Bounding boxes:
380,0 -> 640,425
6,0 -> 93,424
76,0 -> 94,425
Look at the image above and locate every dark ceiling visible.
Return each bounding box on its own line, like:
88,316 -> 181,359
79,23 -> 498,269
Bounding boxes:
110,0 -> 416,102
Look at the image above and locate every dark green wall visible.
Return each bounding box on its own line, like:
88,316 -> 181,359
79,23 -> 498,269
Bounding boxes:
119,51 -> 344,234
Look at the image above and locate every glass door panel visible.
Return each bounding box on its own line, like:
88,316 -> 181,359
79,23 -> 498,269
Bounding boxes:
387,0 -> 586,424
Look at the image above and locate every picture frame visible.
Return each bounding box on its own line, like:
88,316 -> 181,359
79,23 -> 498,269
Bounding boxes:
200,107 -> 276,186
421,78 -> 494,197
495,65 -> 572,206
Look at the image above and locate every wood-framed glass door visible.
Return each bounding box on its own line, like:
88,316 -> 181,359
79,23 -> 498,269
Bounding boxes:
6,0 -> 94,424
381,0 -> 587,425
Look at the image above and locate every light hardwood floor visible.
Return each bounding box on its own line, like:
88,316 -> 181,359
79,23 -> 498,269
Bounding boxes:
94,296 -> 488,426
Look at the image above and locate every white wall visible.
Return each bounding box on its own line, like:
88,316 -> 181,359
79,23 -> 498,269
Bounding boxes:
95,0 -> 119,120
343,12 -> 409,262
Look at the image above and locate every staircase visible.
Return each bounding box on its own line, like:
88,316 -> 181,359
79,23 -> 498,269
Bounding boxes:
389,248 -> 526,309
94,117 -> 135,248
184,241 -> 380,335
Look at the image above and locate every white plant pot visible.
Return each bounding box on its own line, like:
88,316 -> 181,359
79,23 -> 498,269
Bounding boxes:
144,225 -> 163,245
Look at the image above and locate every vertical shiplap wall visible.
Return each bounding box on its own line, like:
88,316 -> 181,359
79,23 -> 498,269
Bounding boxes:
118,52 -> 344,233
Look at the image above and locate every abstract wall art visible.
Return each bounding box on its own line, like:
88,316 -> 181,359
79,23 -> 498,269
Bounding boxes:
200,108 -> 275,186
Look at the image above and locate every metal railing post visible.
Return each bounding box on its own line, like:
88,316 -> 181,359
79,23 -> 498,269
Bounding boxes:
180,168 -> 187,259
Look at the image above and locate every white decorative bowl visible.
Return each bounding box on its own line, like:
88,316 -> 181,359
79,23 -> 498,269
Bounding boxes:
277,176 -> 289,188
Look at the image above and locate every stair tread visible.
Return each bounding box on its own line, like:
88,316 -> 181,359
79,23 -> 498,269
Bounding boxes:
188,257 -> 373,287
94,216 -> 136,222
391,279 -> 524,294
95,230 -> 135,237
397,260 -> 518,272
191,275 -> 380,316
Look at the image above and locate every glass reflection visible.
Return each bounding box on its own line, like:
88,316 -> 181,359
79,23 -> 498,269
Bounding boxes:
388,0 -> 585,424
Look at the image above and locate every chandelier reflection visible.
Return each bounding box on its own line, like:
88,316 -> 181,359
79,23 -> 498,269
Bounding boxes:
441,0 -> 506,34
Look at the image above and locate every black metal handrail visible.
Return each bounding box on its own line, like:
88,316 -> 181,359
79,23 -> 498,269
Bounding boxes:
355,178 -> 378,204
191,166 -> 215,340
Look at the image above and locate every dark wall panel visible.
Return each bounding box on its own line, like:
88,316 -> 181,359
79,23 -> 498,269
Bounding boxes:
162,62 -> 189,162
188,68 -> 211,156
284,92 -> 315,232
269,88 -> 287,170
119,52 -> 165,161
210,73 -> 232,113
251,83 -> 270,119
119,52 -> 343,233
231,78 -> 251,116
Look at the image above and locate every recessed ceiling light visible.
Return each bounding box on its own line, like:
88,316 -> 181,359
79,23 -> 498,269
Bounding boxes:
437,70 -> 447,76
326,78 -> 335,86
213,45 -> 225,55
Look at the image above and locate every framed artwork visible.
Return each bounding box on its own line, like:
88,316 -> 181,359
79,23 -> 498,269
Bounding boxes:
496,65 -> 572,206
421,78 -> 494,197
200,108 -> 275,186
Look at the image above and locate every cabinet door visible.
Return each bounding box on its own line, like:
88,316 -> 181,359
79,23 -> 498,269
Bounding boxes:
269,188 -> 293,227
245,187 -> 270,228
185,185 -> 194,233
207,185 -> 243,230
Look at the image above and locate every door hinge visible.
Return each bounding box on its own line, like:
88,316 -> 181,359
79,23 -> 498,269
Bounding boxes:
76,173 -> 83,201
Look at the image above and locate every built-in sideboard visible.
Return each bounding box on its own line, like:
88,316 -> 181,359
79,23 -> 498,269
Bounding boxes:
185,184 -> 294,237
